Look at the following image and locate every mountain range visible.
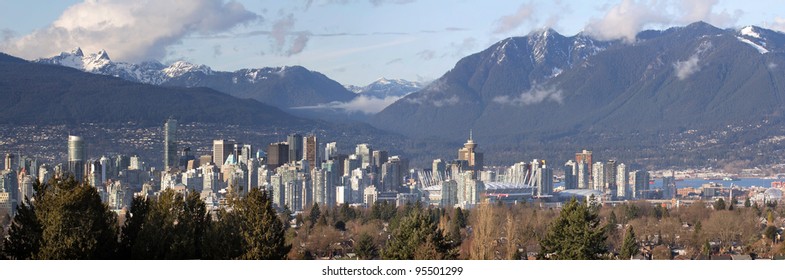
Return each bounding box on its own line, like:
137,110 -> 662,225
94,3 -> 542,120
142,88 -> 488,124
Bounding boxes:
373,22 -> 785,142
36,51 -> 421,116
0,52 -> 311,127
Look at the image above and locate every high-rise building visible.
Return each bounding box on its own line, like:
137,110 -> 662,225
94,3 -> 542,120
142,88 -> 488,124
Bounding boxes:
372,150 -> 388,170
432,159 -> 446,182
163,118 -> 178,169
663,171 -> 676,200
592,162 -> 605,191
325,142 -> 338,160
68,135 -> 86,180
577,161 -> 589,189
563,160 -> 577,190
616,163 -> 628,199
355,144 -> 373,169
4,153 -> 15,172
381,156 -> 403,192
267,142 -> 289,169
604,160 -> 617,194
287,134 -> 303,163
575,150 -> 593,181
531,160 -> 553,196
457,130 -> 483,178
304,135 -> 318,171
212,139 -> 234,168
344,154 -> 361,177
631,170 -> 650,199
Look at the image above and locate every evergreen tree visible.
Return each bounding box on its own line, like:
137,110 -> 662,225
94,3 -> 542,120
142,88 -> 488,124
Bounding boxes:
713,198 -> 726,210
130,189 -> 208,259
308,202 -> 321,227
235,188 -> 291,259
453,207 -> 466,228
619,226 -> 639,259
35,176 -> 118,259
539,197 -> 608,260
354,233 -> 378,260
119,196 -> 149,259
744,197 -> 751,208
382,204 -> 457,260
3,197 -> 41,259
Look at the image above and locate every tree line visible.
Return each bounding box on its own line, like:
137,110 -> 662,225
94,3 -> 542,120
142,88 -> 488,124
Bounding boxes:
3,176 -> 783,260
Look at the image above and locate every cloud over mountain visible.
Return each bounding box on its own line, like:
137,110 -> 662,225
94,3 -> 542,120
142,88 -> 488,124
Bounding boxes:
0,0 -> 258,62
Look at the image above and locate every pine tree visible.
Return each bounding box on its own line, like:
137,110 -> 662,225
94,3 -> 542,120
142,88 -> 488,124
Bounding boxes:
539,197 -> 608,260
744,197 -> 751,208
620,225 -> 639,259
354,233 -> 378,260
119,196 -> 149,259
382,204 -> 457,260
35,176 -> 118,259
3,197 -> 42,259
235,188 -> 291,259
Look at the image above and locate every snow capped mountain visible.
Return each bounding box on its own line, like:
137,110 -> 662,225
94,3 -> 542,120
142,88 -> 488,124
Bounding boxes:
346,77 -> 424,98
34,48 -> 201,84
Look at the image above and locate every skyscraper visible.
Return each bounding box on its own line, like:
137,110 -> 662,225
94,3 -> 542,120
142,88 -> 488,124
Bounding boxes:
212,139 -> 234,168
287,134 -> 303,163
616,163 -> 628,199
631,170 -> 650,199
355,143 -> 373,169
266,142 -> 289,169
325,142 -> 338,160
575,150 -> 593,181
164,118 -> 178,169
457,130 -> 483,178
304,135 -> 318,171
68,135 -> 86,180
563,160 -> 577,190
4,153 -> 15,172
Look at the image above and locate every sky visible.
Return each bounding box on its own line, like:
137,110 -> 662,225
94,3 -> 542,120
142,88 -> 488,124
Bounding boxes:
1,0 -> 785,86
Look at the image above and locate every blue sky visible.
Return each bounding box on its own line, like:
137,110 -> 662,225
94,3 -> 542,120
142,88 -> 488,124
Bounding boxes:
1,0 -> 784,85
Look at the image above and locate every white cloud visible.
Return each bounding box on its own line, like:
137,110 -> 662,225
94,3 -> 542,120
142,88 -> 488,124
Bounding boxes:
294,95 -> 403,114
765,17 -> 785,33
493,2 -> 536,34
673,55 -> 700,80
584,0 -> 669,43
432,96 -> 460,107
584,0 -> 741,43
493,85 -> 563,106
673,41 -> 711,80
0,0 -> 258,62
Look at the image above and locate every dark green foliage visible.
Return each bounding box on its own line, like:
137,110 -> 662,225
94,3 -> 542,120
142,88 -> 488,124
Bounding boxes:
539,198 -> 608,260
454,207 -> 467,228
130,189 -> 208,259
309,202 -> 321,227
714,198 -> 726,211
334,220 -> 346,231
338,203 -> 356,221
764,226 -> 778,241
381,205 -> 457,260
33,176 -> 118,259
119,196 -> 149,259
354,233 -> 378,260
744,197 -> 752,208
3,198 -> 41,260
620,226 -> 639,260
233,188 -> 291,259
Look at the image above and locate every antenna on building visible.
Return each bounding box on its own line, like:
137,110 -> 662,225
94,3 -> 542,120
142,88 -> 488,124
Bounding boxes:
469,129 -> 473,141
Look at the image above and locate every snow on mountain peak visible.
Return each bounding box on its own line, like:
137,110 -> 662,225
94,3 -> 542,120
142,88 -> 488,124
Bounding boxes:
740,26 -> 761,39
163,61 -> 212,78
71,47 -> 84,57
